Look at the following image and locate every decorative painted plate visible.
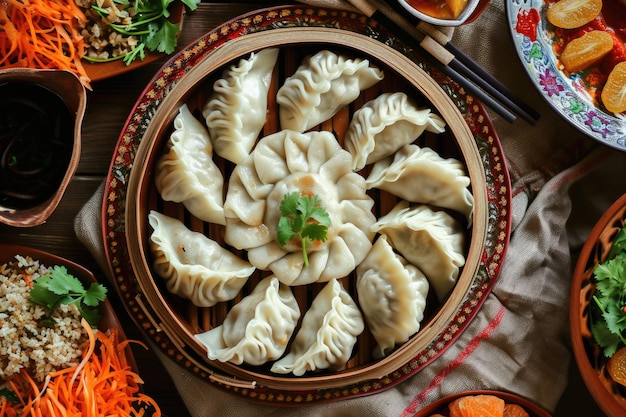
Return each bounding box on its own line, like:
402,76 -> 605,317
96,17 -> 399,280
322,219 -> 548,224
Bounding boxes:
102,5 -> 511,405
506,0 -> 626,150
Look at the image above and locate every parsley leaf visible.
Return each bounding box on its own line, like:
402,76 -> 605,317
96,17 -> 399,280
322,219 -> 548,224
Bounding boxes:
591,232 -> 626,357
29,266 -> 108,328
277,192 -> 331,267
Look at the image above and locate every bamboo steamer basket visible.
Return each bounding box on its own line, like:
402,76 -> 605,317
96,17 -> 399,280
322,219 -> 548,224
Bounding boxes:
125,28 -> 488,392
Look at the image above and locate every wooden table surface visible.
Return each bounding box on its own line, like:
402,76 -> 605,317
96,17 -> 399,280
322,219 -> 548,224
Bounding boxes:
0,1 -> 605,416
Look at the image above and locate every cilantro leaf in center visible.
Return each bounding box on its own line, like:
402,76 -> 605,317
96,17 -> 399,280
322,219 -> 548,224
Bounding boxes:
277,192 -> 331,267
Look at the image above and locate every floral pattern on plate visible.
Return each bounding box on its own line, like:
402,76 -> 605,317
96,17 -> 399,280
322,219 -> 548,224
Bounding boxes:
506,0 -> 626,150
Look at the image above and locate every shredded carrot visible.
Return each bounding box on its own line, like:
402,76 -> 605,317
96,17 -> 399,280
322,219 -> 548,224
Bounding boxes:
2,319 -> 161,417
0,0 -> 91,89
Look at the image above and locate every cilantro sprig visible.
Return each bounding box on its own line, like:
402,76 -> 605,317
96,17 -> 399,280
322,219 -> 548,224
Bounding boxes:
277,192 -> 331,268
84,0 -> 201,66
591,225 -> 626,357
29,266 -> 108,328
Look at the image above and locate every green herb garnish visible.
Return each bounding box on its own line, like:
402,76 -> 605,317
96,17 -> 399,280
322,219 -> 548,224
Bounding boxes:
277,192 -> 331,268
84,0 -> 201,66
591,225 -> 626,357
29,266 -> 108,327
0,386 -> 18,403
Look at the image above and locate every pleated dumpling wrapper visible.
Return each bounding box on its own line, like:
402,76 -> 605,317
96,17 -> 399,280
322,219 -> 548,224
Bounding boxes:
277,49 -> 383,133
148,211 -> 255,307
371,201 -> 465,301
357,235 -> 429,358
154,103 -> 226,225
195,276 -> 300,366
271,278 -> 364,375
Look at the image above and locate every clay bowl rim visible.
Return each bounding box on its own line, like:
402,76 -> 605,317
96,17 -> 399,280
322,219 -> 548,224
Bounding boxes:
0,68 -> 86,228
412,389 -> 553,417
125,27 -> 488,391
570,193 -> 626,417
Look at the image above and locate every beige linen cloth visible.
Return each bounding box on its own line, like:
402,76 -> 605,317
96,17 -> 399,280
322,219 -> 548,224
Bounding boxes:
75,1 -> 626,415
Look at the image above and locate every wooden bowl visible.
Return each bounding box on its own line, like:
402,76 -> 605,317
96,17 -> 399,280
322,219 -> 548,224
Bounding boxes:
414,390 -> 552,417
570,193 -> 626,417
124,26 -> 488,392
0,68 -> 86,227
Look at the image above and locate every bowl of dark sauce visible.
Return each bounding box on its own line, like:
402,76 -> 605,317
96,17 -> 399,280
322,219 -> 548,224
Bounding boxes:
0,68 -> 86,227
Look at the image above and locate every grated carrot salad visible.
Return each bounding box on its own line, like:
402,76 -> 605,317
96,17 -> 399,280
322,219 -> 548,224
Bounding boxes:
0,0 -> 91,89
1,319 -> 161,417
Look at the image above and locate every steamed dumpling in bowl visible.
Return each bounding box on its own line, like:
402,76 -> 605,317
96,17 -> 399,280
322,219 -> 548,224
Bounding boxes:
223,129 -> 376,286
154,103 -> 226,225
148,210 -> 255,307
344,92 -> 446,171
277,49 -> 384,133
371,200 -> 466,301
202,48 -> 279,164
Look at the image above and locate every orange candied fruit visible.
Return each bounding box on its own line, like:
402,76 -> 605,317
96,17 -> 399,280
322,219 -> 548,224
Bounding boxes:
450,394 -> 505,417
547,0 -> 603,29
428,394 -> 532,417
560,30 -> 614,72
601,61 -> 626,113
608,345 -> 626,385
503,403 -> 530,417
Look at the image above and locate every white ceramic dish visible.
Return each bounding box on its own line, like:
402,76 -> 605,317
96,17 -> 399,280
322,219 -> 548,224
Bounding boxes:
396,0 -> 483,26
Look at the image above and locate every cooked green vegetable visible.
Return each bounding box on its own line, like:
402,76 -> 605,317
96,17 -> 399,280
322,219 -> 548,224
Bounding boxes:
591,225 -> 626,357
29,265 -> 108,327
85,0 -> 201,65
277,192 -> 332,268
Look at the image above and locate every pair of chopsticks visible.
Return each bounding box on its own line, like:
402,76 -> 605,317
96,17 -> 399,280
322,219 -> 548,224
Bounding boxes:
344,0 -> 540,124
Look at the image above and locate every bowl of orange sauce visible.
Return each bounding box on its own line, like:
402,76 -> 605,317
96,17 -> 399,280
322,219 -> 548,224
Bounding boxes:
397,0 -> 489,26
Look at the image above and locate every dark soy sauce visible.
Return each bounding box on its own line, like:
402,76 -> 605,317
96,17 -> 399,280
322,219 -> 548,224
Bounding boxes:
0,82 -> 74,209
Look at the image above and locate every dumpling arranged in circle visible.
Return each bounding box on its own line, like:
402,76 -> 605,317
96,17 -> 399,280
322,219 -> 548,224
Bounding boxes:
224,129 -> 376,286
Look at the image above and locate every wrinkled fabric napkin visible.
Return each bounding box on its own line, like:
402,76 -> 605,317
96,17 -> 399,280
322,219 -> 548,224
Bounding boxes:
74,1 -> 626,415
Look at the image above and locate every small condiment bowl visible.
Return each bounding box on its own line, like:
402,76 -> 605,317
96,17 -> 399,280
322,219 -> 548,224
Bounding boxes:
397,0 -> 490,27
0,68 -> 86,227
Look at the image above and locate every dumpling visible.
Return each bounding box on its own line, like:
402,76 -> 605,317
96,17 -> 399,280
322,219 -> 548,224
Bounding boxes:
148,210 -> 255,307
154,103 -> 225,225
202,48 -> 279,164
270,279 -> 364,375
365,144 -> 474,222
371,201 -> 465,301
194,276 -> 300,366
356,235 -> 429,358
344,92 -> 446,170
277,50 -> 384,132
223,129 -> 375,286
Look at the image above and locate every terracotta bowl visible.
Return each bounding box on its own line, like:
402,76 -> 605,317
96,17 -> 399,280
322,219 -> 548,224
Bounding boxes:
0,68 -> 86,227
570,193 -> 626,417
0,243 -> 136,371
123,26 -> 489,393
414,390 -> 552,416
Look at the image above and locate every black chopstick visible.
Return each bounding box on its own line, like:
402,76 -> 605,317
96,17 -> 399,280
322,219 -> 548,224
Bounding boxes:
383,0 -> 541,123
345,0 -> 538,124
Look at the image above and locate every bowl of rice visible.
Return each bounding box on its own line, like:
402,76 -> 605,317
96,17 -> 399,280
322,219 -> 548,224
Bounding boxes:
0,243 -> 153,414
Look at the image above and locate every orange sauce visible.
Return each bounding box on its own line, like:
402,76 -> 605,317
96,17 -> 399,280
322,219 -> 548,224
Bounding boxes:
406,0 -> 468,19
